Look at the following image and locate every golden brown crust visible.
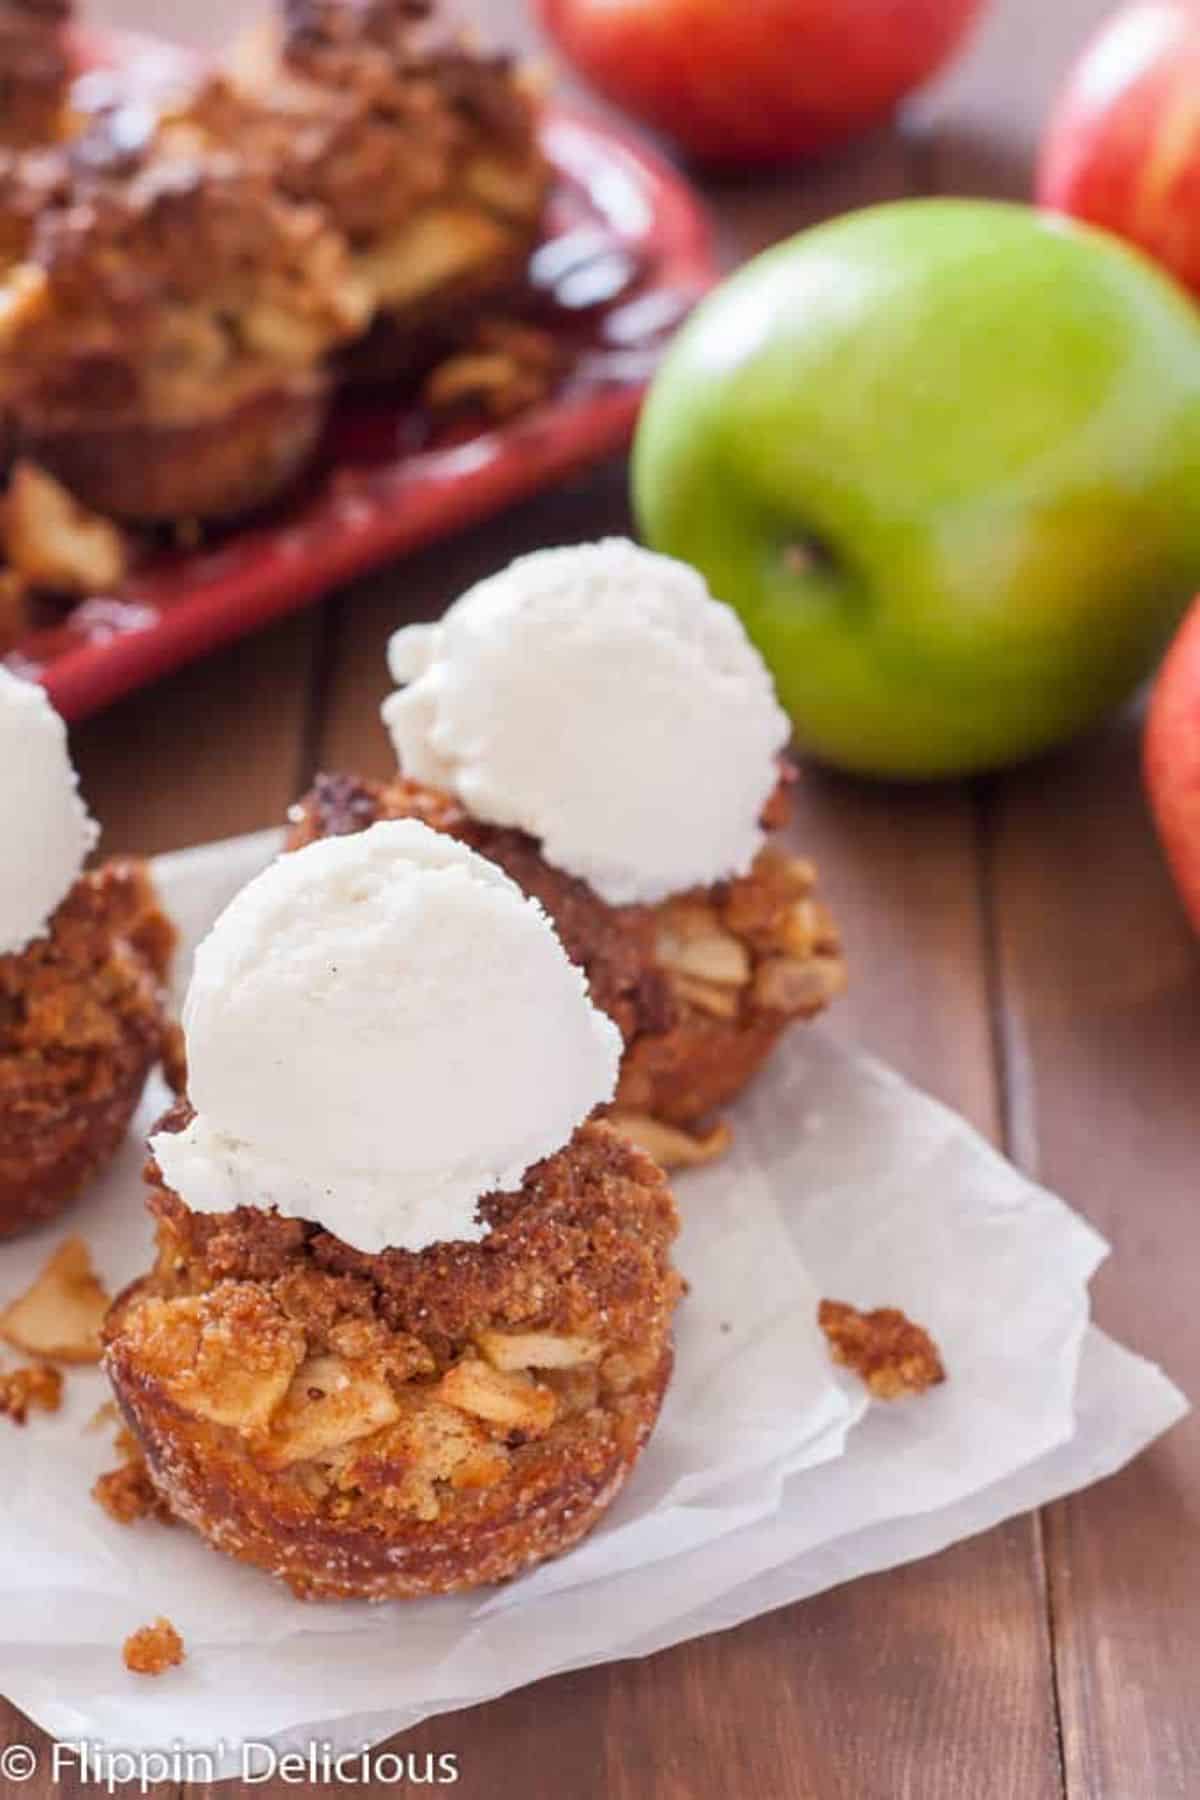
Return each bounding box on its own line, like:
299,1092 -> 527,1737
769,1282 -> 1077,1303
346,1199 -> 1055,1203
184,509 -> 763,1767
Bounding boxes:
287,772 -> 846,1128
819,1299 -> 946,1401
106,1118 -> 681,1599
17,374 -> 331,525
0,859 -> 180,1237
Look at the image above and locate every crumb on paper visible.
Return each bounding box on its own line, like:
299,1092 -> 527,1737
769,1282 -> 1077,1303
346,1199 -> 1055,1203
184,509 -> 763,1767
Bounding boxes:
123,1618 -> 184,1678
0,1234 -> 111,1364
93,1426 -> 173,1527
0,1361 -> 63,1423
819,1299 -> 946,1400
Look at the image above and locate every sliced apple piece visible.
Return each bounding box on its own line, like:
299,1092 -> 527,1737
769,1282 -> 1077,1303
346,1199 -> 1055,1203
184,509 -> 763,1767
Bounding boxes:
476,1328 -> 602,1372
607,1111 -> 732,1170
0,1235 -> 111,1364
436,1358 -> 557,1436
264,1354 -> 400,1468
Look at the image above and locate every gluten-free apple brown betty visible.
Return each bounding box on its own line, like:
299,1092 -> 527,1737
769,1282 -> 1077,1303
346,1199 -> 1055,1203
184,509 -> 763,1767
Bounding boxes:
105,1115 -> 682,1600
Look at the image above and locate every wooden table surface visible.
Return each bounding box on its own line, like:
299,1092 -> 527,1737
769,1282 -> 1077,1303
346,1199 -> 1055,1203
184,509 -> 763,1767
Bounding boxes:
5,1 -> 1199,1794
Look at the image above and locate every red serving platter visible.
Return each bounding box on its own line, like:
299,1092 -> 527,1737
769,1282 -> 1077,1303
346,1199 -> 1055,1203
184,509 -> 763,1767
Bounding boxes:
4,30 -> 717,721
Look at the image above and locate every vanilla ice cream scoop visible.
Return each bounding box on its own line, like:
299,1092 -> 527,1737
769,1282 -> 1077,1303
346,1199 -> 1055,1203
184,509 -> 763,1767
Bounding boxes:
383,539 -> 791,907
0,668 -> 99,957
152,820 -> 621,1255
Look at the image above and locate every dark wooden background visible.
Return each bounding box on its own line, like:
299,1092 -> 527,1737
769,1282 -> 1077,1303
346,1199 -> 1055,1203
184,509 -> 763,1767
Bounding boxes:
3,0 -> 1198,1793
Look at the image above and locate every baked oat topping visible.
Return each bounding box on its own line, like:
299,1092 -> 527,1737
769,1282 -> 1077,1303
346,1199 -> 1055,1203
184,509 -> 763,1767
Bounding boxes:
122,1617 -> 184,1677
819,1299 -> 946,1401
0,1358 -> 61,1421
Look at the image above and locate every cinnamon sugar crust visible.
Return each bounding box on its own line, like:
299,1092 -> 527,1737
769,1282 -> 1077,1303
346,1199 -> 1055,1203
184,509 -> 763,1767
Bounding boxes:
0,859 -> 181,1236
105,1115 -> 682,1599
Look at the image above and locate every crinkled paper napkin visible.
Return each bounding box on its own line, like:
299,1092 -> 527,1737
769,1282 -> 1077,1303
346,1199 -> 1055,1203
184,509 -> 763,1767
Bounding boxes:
0,831 -> 1185,1774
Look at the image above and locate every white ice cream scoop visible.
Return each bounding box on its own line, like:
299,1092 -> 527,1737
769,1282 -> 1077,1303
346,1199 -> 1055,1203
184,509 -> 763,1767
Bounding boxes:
0,668 -> 98,957
383,538 -> 791,907
152,819 -> 622,1255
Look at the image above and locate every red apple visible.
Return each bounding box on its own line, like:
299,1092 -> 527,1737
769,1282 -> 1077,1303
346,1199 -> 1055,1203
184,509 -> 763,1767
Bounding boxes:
1039,2 -> 1200,298
1146,595 -> 1200,932
534,0 -> 986,165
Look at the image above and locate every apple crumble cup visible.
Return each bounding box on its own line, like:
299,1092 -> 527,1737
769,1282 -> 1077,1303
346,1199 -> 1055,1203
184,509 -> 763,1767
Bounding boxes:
105,821 -> 679,1599
0,103 -> 369,522
287,770 -> 845,1158
0,857 -> 181,1237
225,0 -> 551,380
107,1108 -> 679,1599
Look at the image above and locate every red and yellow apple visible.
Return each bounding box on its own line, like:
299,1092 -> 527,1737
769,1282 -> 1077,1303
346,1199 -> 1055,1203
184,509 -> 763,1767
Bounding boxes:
534,0 -> 986,165
1038,1 -> 1200,298
1146,595 -> 1200,932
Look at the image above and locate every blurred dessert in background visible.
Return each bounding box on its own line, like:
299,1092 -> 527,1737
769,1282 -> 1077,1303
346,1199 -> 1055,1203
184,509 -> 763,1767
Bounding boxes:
289,540 -> 846,1163
0,0 -> 71,149
0,93 -> 369,522
224,0 -> 551,380
106,820 -> 682,1599
0,667 -> 180,1236
0,0 -> 559,644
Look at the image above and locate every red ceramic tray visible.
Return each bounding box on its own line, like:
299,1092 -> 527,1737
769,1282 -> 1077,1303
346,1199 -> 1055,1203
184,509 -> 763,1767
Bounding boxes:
5,31 -> 717,721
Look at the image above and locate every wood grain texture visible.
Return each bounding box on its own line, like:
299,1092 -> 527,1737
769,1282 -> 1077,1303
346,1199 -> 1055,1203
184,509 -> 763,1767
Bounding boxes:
987,714 -> 1200,1800
922,2 -> 1199,1793
71,610 -> 320,857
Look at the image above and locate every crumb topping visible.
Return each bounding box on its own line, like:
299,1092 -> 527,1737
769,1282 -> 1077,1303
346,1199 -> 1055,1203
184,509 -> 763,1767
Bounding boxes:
0,1358 -> 61,1421
122,1617 -> 184,1677
0,858 -> 181,1234
0,859 -> 180,1117
819,1299 -> 946,1400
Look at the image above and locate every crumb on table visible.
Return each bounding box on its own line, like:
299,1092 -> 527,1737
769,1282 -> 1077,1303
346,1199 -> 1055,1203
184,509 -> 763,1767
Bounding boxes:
818,1299 -> 946,1400
123,1618 -> 184,1677
0,1361 -> 63,1423
93,1428 -> 174,1526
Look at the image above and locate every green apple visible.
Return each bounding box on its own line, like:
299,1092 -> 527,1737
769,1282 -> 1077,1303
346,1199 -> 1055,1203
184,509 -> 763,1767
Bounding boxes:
633,199 -> 1200,778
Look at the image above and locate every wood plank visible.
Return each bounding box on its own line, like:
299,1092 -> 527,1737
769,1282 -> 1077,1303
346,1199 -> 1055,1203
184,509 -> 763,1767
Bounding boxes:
0,1703 -> 178,1800
71,610 -> 320,857
987,712 -> 1200,1800
923,2 -> 1196,1794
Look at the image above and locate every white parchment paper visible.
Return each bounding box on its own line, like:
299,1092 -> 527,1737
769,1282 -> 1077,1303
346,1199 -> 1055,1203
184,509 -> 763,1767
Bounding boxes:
0,831 -> 1185,1770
